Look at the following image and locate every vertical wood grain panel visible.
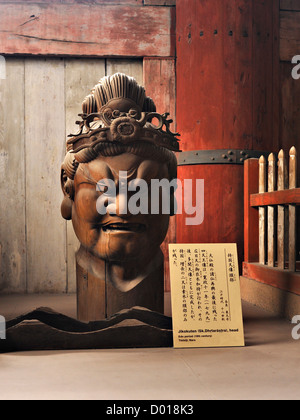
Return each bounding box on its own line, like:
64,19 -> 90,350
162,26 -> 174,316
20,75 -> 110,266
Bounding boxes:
253,0 -> 276,151
222,0 -> 253,150
65,58 -> 106,293
143,58 -> 176,132
0,59 -> 26,293
280,11 -> 300,61
176,0 -> 278,151
106,59 -> 143,86
25,58 -> 67,293
176,0 -> 223,151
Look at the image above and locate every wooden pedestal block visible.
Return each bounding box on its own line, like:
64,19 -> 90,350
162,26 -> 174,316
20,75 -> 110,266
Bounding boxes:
76,261 -> 164,322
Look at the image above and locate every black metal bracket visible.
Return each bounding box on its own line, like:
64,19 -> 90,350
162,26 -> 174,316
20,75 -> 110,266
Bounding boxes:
177,149 -> 270,166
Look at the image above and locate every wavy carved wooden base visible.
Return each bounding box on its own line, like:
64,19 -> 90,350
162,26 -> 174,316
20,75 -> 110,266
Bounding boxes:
0,307 -> 173,353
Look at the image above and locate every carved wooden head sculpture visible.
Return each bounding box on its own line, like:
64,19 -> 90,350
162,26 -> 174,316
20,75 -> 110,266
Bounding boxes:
61,73 -> 180,317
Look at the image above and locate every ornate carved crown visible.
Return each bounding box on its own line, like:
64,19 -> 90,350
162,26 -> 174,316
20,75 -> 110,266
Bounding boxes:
66,73 -> 181,154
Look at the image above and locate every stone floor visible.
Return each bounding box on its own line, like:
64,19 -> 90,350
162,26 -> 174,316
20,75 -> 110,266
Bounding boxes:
0,293 -> 299,400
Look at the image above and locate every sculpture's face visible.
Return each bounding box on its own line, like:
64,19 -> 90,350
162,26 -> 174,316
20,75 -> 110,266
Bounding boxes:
71,154 -> 170,263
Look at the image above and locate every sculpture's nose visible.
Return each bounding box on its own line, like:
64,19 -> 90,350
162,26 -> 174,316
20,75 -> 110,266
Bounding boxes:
114,192 -> 131,218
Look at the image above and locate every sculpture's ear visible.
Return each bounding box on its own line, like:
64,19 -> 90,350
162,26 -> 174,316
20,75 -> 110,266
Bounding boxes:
61,169 -> 74,220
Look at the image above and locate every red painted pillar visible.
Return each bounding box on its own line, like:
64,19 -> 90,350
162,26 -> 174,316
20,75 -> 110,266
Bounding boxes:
175,0 -> 279,266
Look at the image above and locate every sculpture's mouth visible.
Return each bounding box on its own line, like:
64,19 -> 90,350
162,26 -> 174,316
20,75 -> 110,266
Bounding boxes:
101,223 -> 146,233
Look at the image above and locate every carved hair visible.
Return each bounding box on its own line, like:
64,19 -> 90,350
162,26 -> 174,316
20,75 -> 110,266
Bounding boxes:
61,73 -> 178,197
82,73 -> 156,114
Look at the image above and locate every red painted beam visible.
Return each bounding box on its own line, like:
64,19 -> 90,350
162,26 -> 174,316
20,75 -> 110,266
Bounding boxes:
250,188 -> 300,207
243,262 -> 300,296
0,3 -> 175,57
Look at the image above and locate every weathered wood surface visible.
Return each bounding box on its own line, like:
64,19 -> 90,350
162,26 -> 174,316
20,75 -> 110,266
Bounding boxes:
144,0 -> 176,5
267,153 -> 276,267
0,57 -> 148,294
106,59 -> 143,86
176,0 -> 279,152
280,63 -> 300,160
289,146 -> 297,271
244,159 -> 259,264
281,0 -> 300,10
0,0 -> 144,3
0,306 -> 173,353
280,11 -> 300,61
25,58 -> 67,293
277,150 -> 288,269
259,156 -> 266,265
0,59 -> 26,293
0,3 -> 175,57
143,58 -> 176,132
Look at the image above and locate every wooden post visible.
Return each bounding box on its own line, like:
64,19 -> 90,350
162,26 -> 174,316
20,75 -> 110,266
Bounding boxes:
277,149 -> 288,269
244,158 -> 259,263
267,153 -> 276,267
289,146 -> 297,271
259,156 -> 267,265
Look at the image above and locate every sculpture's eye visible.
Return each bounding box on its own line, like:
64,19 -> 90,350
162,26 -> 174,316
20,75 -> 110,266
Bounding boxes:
74,184 -> 101,223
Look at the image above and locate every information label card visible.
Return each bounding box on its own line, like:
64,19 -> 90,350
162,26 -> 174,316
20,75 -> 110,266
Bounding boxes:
169,243 -> 245,348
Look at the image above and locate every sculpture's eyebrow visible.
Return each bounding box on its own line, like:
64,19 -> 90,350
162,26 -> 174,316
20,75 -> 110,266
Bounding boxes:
76,165 -> 99,186
111,166 -> 138,180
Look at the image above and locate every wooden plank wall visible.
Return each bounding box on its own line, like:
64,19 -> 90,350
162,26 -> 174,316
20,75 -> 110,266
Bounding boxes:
279,0 -> 300,258
0,0 -> 177,293
0,57 -> 144,293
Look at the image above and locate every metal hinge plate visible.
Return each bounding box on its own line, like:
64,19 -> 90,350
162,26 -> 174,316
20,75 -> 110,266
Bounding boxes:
177,149 -> 270,166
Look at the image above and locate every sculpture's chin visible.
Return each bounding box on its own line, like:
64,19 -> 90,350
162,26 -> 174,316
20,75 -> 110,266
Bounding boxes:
91,229 -> 155,263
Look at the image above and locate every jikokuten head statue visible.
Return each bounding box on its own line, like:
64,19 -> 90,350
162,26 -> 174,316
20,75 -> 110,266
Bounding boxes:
61,73 -> 180,293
